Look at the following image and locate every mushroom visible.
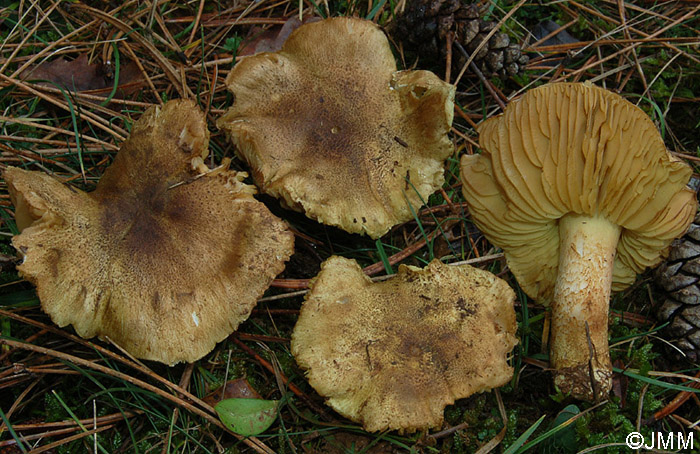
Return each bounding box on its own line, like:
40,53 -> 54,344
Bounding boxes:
291,256 -> 517,432
217,17 -> 455,239
5,99 -> 294,365
461,82 -> 697,400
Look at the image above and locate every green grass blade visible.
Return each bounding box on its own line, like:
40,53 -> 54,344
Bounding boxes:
614,367 -> 700,393
0,405 -> 28,453
503,414 -> 545,454
366,0 -> 388,19
50,390 -> 110,454
510,410 -> 583,453
375,239 -> 394,274
99,43 -> 120,107
404,178 -> 457,259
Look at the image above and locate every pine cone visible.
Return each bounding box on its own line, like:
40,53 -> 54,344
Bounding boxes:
394,0 -> 528,78
655,212 -> 700,361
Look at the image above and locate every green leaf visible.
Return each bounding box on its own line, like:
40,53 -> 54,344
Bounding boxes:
542,404 -> 580,453
215,398 -> 279,436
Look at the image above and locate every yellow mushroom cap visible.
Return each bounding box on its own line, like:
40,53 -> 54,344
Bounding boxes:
291,256 -> 517,433
461,82 -> 697,304
5,99 -> 295,365
217,17 -> 455,239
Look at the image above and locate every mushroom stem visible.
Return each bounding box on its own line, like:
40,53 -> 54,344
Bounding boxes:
550,214 -> 621,401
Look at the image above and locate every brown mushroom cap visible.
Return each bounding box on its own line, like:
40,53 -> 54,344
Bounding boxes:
5,99 -> 294,365
217,17 -> 455,239
461,82 -> 697,304
291,256 -> 517,432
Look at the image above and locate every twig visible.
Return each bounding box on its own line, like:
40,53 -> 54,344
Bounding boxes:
452,42 -> 506,111
651,370 -> 700,422
0,337 -> 275,454
71,3 -> 194,99
27,424 -> 116,454
269,253 -> 503,293
453,0 -> 527,87
161,363 -> 195,454
0,309 -> 275,454
0,73 -> 129,141
230,336 -> 332,421
429,422 -> 469,440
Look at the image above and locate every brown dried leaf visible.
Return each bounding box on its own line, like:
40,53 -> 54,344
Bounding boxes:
20,54 -> 144,96
239,16 -> 321,56
202,378 -> 263,407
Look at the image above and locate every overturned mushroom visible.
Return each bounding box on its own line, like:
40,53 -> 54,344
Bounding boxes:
217,17 -> 455,239
5,99 -> 294,365
461,82 -> 697,400
291,256 -> 517,432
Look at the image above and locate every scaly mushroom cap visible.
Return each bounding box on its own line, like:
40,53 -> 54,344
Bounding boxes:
5,99 -> 294,365
217,17 -> 455,239
291,256 -> 517,432
461,83 -> 697,304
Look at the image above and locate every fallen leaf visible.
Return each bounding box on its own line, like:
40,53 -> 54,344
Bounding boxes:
531,20 -> 579,47
238,16 -> 321,56
541,404 -> 580,453
530,20 -> 580,67
215,398 -> 279,436
20,54 -> 144,97
203,377 -> 263,407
